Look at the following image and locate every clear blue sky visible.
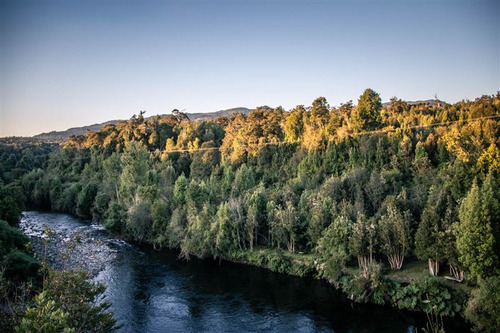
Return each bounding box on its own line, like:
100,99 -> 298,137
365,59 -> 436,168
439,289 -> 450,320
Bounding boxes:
1,0 -> 499,137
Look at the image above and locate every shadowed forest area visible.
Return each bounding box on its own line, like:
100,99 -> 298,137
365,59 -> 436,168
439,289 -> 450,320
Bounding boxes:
1,89 -> 500,332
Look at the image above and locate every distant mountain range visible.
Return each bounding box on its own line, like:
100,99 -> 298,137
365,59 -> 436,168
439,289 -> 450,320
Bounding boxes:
382,99 -> 445,108
33,107 -> 252,141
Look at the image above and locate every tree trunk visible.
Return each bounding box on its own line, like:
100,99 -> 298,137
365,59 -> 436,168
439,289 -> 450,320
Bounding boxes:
449,264 -> 465,281
387,252 -> 404,270
254,227 -> 258,248
428,259 -> 440,276
358,256 -> 370,278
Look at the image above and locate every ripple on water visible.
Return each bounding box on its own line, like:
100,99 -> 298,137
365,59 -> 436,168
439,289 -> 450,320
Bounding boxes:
150,294 -> 190,318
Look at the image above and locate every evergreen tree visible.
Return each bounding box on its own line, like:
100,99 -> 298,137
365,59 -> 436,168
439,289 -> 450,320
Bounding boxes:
351,88 -> 382,133
415,187 -> 449,276
316,214 -> 352,281
457,179 -> 498,280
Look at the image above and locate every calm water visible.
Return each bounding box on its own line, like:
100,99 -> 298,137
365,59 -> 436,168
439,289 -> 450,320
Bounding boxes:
21,212 -> 467,333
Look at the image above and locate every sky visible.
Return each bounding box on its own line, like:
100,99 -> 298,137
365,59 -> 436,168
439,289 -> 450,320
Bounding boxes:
1,0 -> 499,137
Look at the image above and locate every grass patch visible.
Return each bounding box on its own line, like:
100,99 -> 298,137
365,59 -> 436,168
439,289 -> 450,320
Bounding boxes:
385,261 -> 429,283
232,247 -> 317,277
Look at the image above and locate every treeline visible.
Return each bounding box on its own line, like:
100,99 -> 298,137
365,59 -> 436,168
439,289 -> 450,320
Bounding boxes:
0,140 -> 58,225
2,89 -> 500,331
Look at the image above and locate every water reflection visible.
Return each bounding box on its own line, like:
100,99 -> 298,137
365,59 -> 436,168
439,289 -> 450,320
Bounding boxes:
97,245 -> 421,333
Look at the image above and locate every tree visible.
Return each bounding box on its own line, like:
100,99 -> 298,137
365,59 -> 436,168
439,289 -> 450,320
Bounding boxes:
304,192 -> 332,249
102,153 -> 121,201
310,97 -> 330,130
465,276 -> 500,333
104,201 -> 126,234
245,185 -> 266,250
457,178 -> 498,280
126,201 -> 152,242
75,182 -> 99,220
284,106 -> 305,143
351,88 -> 382,133
476,143 -> 500,175
231,164 -> 255,197
0,181 -> 22,225
350,213 -> 377,277
276,201 -> 299,253
190,142 -> 220,180
481,172 -> 500,266
181,203 -> 213,258
91,192 -> 111,222
172,109 -> 189,122
414,187 -> 451,276
316,214 -> 352,281
212,202 -> 238,257
118,142 -> 149,206
173,174 -> 188,206
165,207 -> 186,248
378,204 -> 411,270
228,197 -> 246,250
150,199 -> 170,247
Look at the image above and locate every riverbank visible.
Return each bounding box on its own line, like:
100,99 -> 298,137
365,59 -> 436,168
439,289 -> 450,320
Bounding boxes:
22,211 -> 452,333
20,211 -> 472,332
218,247 -> 471,326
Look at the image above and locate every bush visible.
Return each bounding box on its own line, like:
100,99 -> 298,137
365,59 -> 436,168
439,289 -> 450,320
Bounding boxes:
2,250 -> 41,282
15,291 -> 73,333
267,251 -> 291,274
390,278 -> 464,317
19,270 -> 120,332
466,276 -> 500,333
0,220 -> 40,282
340,262 -> 393,305
76,182 -> 99,220
104,202 -> 126,234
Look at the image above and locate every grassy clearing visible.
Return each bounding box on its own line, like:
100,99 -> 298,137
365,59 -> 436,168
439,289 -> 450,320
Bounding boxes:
232,247 -> 317,277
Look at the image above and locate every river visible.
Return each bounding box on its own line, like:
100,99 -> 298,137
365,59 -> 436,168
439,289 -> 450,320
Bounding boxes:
19,212 -> 466,333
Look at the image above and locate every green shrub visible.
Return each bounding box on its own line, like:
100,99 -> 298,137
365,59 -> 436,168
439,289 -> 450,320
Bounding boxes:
340,263 -> 394,305
466,276 -> 500,333
390,278 -> 465,317
0,220 -> 40,282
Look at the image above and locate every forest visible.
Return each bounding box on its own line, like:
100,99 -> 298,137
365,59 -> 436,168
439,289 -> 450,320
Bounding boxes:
1,89 -> 500,332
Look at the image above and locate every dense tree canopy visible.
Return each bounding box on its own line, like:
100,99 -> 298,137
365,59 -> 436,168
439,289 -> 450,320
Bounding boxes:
2,90 -> 500,332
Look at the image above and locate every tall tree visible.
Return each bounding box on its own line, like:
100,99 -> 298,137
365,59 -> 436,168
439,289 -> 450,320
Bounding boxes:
310,97 -> 330,130
349,213 -> 377,278
457,178 -> 498,280
245,184 -> 266,250
316,214 -> 353,281
351,88 -> 382,133
284,106 -> 305,143
378,204 -> 412,270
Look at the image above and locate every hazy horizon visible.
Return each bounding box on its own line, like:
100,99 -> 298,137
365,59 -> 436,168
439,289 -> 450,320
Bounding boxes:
1,0 -> 499,137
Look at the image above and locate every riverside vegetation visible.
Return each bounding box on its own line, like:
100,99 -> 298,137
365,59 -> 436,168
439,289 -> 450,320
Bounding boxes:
1,89 -> 500,332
